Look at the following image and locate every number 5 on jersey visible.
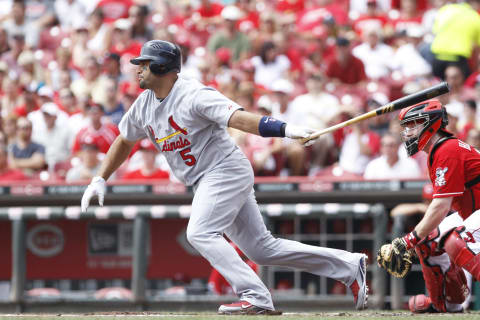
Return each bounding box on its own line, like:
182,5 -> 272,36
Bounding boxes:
180,148 -> 196,166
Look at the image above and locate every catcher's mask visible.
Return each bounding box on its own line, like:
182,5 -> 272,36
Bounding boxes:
398,99 -> 448,156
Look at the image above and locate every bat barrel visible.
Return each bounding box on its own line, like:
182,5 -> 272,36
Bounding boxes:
376,82 -> 449,116
301,82 -> 450,145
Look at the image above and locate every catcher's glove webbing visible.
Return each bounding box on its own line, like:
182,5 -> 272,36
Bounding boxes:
377,238 -> 414,278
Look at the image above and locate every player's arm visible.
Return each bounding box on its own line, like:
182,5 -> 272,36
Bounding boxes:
377,197 -> 452,278
228,110 -> 316,141
97,135 -> 137,180
390,197 -> 452,251
413,197 -> 452,239
228,110 -> 262,135
81,135 -> 137,212
10,152 -> 46,170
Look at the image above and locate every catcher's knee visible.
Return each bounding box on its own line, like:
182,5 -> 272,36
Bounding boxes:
444,227 -> 480,281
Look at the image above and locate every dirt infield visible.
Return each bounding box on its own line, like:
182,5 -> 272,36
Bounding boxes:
0,311 -> 479,320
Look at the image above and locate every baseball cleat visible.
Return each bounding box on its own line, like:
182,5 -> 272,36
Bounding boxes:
350,254 -> 368,310
409,294 -> 436,313
408,294 -> 464,313
218,300 -> 282,315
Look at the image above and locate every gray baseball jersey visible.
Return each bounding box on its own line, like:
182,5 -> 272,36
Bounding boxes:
118,76 -> 242,186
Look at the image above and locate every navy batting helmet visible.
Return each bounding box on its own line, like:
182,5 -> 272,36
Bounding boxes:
130,40 -> 181,75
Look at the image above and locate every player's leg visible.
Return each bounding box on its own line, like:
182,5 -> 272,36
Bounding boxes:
411,247 -> 467,313
225,191 -> 367,310
444,210 -> 480,281
186,150 -> 275,313
410,213 -> 468,313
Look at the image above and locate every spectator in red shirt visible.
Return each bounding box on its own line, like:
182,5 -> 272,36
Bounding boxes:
57,88 -> 79,116
242,96 -> 284,176
388,0 -> 423,35
122,138 -> 169,180
108,18 -> 142,60
66,137 -> 111,182
458,100 -> 477,141
13,83 -> 39,117
197,0 -> 224,19
71,103 -> 119,155
276,0 -> 304,13
95,0 -> 134,24
325,37 -> 368,86
338,115 -> 381,176
352,0 -> 389,37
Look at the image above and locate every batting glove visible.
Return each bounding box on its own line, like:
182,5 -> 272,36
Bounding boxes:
285,124 -> 317,146
81,176 -> 106,213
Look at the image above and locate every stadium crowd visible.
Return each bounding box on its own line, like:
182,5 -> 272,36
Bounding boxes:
0,0 -> 479,182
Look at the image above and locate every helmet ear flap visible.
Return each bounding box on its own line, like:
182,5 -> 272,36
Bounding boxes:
149,61 -> 164,75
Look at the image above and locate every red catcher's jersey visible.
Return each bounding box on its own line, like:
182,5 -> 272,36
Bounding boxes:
428,138 -> 480,219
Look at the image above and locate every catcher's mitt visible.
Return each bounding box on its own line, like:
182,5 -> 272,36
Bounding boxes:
377,238 -> 414,278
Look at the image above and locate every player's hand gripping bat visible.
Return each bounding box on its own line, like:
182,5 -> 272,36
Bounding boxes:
300,82 -> 450,145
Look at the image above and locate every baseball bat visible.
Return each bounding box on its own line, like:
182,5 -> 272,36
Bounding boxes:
300,81 -> 450,144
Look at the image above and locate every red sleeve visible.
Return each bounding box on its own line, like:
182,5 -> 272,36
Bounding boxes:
367,132 -> 381,155
122,170 -> 141,180
430,142 -> 465,198
355,57 -> 367,82
108,123 -> 120,135
152,170 -> 170,179
72,132 -> 82,154
208,268 -> 229,294
325,59 -> 336,78
464,71 -> 479,88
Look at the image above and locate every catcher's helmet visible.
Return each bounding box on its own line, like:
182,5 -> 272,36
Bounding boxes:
130,40 -> 181,75
398,99 -> 448,156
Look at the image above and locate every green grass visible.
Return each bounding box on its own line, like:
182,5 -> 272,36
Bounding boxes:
0,311 -> 479,320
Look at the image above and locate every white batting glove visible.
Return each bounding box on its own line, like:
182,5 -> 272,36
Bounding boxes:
285,124 -> 319,146
81,176 -> 106,213
285,124 -> 315,139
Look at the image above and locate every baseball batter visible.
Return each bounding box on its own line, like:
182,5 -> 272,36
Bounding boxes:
81,40 -> 368,315
378,99 -> 480,313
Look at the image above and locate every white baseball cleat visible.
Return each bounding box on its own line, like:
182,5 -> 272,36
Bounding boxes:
350,254 -> 368,310
218,300 -> 282,315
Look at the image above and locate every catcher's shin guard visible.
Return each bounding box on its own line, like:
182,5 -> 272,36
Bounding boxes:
444,263 -> 469,304
415,245 -> 447,312
444,226 -> 480,281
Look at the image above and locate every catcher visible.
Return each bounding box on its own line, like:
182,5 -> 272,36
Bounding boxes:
377,99 -> 480,313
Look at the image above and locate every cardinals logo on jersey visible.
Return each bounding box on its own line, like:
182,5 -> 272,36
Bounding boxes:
156,116 -> 188,143
435,167 -> 448,187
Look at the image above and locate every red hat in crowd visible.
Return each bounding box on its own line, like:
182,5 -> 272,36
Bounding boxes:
175,33 -> 191,48
215,47 -> 232,64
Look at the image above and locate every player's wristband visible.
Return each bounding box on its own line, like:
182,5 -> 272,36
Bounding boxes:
258,116 -> 286,137
403,231 -> 420,250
